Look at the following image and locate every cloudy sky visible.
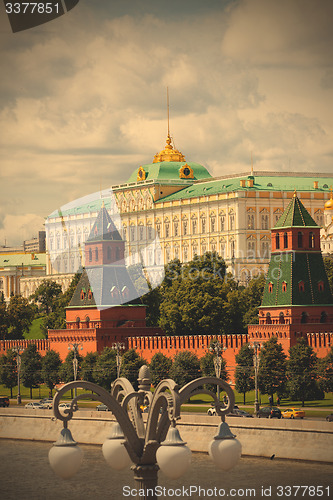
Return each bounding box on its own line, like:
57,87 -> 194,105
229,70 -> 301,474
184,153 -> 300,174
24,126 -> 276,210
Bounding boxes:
0,0 -> 332,246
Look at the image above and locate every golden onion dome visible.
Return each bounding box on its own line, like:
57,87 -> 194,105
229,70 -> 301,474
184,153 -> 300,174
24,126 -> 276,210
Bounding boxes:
153,134 -> 186,163
325,187 -> 333,210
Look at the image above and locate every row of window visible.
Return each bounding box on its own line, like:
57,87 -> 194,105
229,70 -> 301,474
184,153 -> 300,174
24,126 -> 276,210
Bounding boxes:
268,280 -> 325,293
265,311 -> 328,324
87,246 -> 121,262
275,231 -> 316,249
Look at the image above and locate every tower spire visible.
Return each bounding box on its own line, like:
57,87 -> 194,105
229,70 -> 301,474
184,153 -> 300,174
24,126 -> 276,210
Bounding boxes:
167,86 -> 170,138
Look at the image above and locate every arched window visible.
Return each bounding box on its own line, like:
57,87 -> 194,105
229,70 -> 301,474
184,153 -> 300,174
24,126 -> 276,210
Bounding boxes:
282,281 -> 287,293
284,232 -> 288,249
266,312 -> 272,324
309,232 -> 315,249
88,289 -> 93,300
275,233 -> 280,249
89,248 -> 92,262
279,312 -> 285,324
320,311 -> 327,323
80,289 -> 86,300
76,317 -> 80,329
301,312 -> 308,324
116,247 -> 120,261
318,281 -> 324,292
85,316 -> 90,328
95,248 -> 98,261
107,247 -> 112,260
298,232 -> 303,248
268,282 -> 273,293
298,281 -> 305,292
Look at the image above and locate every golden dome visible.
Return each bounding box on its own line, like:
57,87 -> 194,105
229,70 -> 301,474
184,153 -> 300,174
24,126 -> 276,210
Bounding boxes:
325,187 -> 333,210
153,134 -> 186,163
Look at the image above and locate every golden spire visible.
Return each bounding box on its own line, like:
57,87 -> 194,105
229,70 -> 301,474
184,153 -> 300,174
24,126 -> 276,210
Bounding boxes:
293,188 -> 297,198
152,88 -> 186,163
250,151 -> 254,176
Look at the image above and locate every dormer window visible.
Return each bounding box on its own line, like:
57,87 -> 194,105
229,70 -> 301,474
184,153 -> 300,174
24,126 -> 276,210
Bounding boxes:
122,286 -> 129,300
87,289 -> 93,300
298,281 -> 305,292
282,281 -> 287,293
318,281 -> 324,292
80,288 -> 86,300
110,286 -> 119,300
268,282 -> 273,293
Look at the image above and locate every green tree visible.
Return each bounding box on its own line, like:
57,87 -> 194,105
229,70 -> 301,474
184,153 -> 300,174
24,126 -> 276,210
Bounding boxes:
0,349 -> 17,398
7,295 -> 35,339
30,280 -> 62,315
159,252 -> 230,336
318,346 -> 333,393
149,352 -> 172,387
258,337 -> 287,403
93,348 -> 117,390
81,352 -> 98,383
20,344 -> 42,399
241,275 -> 266,327
235,344 -> 255,404
0,292 -> 9,340
120,349 -> 146,390
41,350 -> 62,396
287,338 -> 323,406
169,351 -> 201,388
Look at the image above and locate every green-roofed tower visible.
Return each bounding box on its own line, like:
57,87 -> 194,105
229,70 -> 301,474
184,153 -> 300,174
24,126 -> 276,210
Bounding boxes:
248,192 -> 333,353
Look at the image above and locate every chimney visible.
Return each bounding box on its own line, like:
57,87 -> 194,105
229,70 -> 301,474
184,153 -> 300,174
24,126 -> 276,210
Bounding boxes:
240,179 -> 246,187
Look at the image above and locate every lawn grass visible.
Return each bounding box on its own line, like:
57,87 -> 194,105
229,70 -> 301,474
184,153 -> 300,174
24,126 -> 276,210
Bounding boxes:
24,317 -> 46,340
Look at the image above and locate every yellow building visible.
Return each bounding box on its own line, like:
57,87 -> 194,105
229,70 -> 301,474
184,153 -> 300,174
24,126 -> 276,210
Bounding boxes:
45,134 -> 333,286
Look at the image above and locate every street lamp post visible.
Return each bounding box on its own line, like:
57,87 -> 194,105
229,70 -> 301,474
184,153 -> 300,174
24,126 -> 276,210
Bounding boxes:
49,366 -> 242,500
111,342 -> 126,378
209,341 -> 227,403
12,347 -> 25,405
68,342 -> 83,398
250,342 -> 260,415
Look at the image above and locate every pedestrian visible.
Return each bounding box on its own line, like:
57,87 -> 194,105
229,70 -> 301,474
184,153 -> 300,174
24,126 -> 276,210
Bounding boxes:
277,396 -> 280,406
268,396 -> 273,406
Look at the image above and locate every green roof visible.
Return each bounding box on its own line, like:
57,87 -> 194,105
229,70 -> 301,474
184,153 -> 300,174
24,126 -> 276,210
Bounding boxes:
262,251 -> 333,307
156,174 -> 333,203
127,161 -> 212,183
0,253 -> 46,268
48,198 -> 110,219
274,195 -> 318,229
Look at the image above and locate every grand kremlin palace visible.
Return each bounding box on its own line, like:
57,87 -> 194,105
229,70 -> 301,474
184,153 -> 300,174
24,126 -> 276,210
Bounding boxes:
41,134 -> 333,291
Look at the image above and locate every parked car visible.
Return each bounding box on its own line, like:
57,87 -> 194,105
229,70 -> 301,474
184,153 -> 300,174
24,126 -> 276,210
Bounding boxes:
326,413 -> 333,422
40,398 -> 53,409
25,402 -> 45,410
257,406 -> 282,419
96,404 -> 110,411
207,405 -> 239,416
228,409 -> 253,418
0,396 -> 9,407
281,408 -> 305,419
59,402 -> 78,411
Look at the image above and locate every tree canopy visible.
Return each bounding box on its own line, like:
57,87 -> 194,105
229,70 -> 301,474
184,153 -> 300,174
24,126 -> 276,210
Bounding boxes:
169,351 -> 201,387
20,344 -> 43,398
258,337 -> 287,401
235,343 -> 255,404
149,352 -> 172,387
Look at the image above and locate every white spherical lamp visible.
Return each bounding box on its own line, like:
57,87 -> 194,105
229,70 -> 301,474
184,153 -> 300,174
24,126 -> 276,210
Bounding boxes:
49,427 -> 83,479
208,422 -> 242,471
156,426 -> 191,480
102,422 -> 132,471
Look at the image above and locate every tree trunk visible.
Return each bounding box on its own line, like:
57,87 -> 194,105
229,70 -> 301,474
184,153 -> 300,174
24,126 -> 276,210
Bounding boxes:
10,387 -> 13,398
30,387 -> 32,399
243,392 -> 246,405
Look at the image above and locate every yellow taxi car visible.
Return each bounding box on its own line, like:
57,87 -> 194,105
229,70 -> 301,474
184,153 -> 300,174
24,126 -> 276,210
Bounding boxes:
281,408 -> 305,419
